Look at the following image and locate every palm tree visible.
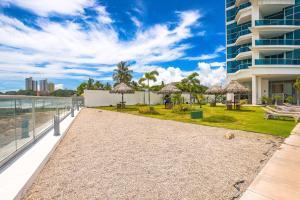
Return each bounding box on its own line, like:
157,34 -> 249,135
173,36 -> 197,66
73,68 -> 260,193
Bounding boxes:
294,76 -> 300,105
76,82 -> 87,96
87,78 -> 94,90
113,61 -> 133,84
139,70 -> 159,106
94,81 -> 104,90
178,72 -> 200,104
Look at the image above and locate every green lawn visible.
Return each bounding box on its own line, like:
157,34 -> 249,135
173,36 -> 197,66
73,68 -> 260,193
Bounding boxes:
98,104 -> 297,138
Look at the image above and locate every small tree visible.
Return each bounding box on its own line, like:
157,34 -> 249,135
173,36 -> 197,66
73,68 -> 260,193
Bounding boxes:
286,96 -> 293,104
139,71 -> 159,106
195,94 -> 205,108
294,76 -> 300,105
261,96 -> 270,106
273,95 -> 282,106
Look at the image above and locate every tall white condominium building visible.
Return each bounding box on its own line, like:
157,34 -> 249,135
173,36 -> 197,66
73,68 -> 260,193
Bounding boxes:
39,79 -> 48,93
226,0 -> 300,104
25,77 -> 38,91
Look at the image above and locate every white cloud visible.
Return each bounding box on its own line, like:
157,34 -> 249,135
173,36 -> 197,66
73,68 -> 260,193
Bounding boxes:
185,45 -> 226,61
197,62 -> 226,86
55,84 -> 64,90
131,16 -> 142,28
0,8 -> 201,81
3,0 -> 95,16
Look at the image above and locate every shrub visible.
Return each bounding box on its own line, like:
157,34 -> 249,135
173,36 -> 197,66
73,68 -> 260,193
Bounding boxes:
261,96 -> 271,105
286,96 -> 293,104
138,106 -> 159,114
239,99 -> 248,105
172,104 -> 193,113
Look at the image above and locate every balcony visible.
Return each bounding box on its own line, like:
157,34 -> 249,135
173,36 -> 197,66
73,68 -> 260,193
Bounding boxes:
235,29 -> 252,45
255,58 -> 300,65
255,39 -> 300,46
254,39 -> 300,55
236,46 -> 252,60
236,0 -> 248,7
254,19 -> 300,38
235,2 -> 251,25
226,0 -> 236,8
258,0 -> 295,17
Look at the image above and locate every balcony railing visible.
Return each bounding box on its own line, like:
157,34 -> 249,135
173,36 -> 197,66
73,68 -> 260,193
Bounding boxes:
237,2 -> 251,12
227,63 -> 251,73
0,96 -> 84,167
255,39 -> 300,46
255,58 -> 300,65
236,29 -> 251,38
255,19 -> 300,26
226,0 -> 236,8
237,46 -> 251,54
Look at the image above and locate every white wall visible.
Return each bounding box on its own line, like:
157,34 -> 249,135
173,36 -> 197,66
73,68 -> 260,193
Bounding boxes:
84,90 -> 164,107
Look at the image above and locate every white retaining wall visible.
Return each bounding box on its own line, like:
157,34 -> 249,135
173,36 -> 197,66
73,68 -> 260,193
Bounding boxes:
84,90 -> 193,107
84,90 -> 163,107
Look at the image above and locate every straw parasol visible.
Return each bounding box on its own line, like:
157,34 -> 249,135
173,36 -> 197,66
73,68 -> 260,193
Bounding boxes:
225,81 -> 249,94
110,82 -> 135,104
205,86 -> 225,105
225,81 -> 249,107
158,84 -> 181,94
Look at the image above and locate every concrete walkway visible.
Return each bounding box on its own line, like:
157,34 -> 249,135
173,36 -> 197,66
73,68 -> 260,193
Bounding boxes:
241,123 -> 300,200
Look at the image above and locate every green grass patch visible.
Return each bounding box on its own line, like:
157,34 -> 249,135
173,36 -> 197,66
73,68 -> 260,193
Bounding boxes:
98,104 -> 297,138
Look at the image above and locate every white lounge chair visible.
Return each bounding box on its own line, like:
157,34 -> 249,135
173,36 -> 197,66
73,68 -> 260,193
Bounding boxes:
262,107 -> 300,122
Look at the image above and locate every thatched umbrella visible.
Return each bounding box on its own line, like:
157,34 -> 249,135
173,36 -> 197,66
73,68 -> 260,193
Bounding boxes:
225,81 -> 249,108
158,84 -> 181,108
110,82 -> 135,105
158,84 -> 181,94
205,86 -> 225,106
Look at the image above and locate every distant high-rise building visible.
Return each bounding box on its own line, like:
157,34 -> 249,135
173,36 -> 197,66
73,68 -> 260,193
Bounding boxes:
39,79 -> 48,93
25,77 -> 33,90
25,77 -> 38,91
48,82 -> 55,93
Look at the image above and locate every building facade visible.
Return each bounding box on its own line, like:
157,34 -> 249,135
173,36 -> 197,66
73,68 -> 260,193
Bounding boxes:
226,0 -> 300,104
39,79 -> 49,94
25,77 -> 38,91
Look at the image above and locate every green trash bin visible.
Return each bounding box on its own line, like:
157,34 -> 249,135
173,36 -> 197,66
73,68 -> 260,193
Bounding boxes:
191,110 -> 203,119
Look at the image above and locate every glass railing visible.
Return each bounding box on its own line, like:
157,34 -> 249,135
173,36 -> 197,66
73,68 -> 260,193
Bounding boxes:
226,0 -> 236,8
255,59 -> 300,65
236,29 -> 251,39
255,19 -> 300,26
237,63 -> 251,69
0,96 -> 84,167
237,46 -> 251,54
237,2 -> 251,12
255,39 -> 300,46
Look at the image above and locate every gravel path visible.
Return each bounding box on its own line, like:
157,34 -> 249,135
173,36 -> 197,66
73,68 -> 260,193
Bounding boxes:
23,108 -> 282,200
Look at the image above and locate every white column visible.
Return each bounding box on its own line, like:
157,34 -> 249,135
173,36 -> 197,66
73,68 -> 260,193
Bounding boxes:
257,77 -> 262,104
252,75 -> 257,105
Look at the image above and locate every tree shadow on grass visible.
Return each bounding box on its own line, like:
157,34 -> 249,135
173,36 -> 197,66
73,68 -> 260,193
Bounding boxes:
203,115 -> 237,123
225,109 -> 255,113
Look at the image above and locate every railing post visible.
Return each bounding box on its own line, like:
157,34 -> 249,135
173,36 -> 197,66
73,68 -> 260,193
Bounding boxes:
71,107 -> 74,117
54,114 -> 60,136
32,98 -> 36,139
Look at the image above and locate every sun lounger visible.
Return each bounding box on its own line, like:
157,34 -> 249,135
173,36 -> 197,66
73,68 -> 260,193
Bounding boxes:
262,107 -> 300,122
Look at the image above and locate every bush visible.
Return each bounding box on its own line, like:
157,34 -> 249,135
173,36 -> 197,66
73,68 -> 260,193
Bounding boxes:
138,106 -> 159,114
286,96 -> 293,104
172,104 -> 193,113
239,99 -> 248,105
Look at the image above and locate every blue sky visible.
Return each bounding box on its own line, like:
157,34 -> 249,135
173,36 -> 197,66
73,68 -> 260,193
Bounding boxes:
0,0 -> 226,91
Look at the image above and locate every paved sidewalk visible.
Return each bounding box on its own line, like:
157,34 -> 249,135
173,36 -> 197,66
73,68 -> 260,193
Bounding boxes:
241,123 -> 300,200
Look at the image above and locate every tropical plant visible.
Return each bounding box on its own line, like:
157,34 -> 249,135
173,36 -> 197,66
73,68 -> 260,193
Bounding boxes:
138,106 -> 159,115
294,76 -> 300,105
77,82 -> 87,95
273,95 -> 282,106
94,81 -> 104,90
195,94 -> 205,108
177,72 -> 201,104
261,96 -> 271,105
138,70 -> 159,106
104,82 -> 112,90
87,78 -> 94,90
286,96 -> 294,104
171,93 -> 183,105
112,61 -> 133,84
